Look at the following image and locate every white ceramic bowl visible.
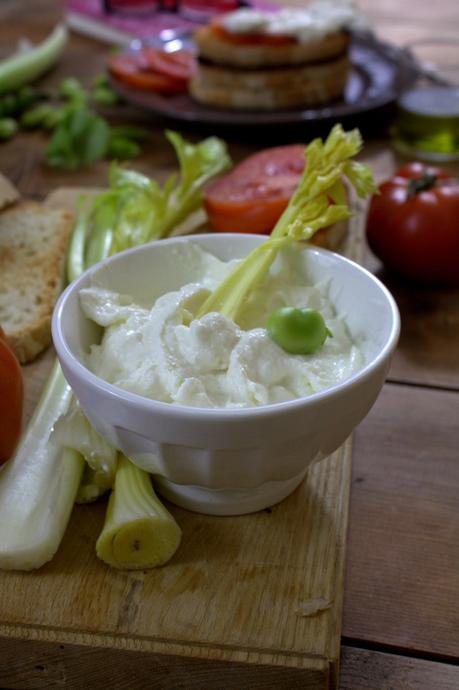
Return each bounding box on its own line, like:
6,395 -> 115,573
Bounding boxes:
52,234 -> 399,516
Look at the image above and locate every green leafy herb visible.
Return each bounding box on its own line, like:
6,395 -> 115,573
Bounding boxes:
106,136 -> 140,160
91,86 -> 119,107
58,77 -> 87,104
0,117 -> 18,140
1,71 -> 144,168
45,104 -> 110,169
77,130 -> 231,257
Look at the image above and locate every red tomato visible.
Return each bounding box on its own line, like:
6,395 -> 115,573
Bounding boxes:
0,327 -> 23,464
142,48 -> 196,82
108,53 -> 187,94
211,22 -> 296,46
394,161 -> 451,181
205,144 -> 306,234
366,162 -> 459,285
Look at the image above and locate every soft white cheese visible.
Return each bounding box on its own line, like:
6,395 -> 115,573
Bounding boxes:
80,245 -> 364,409
220,1 -> 368,43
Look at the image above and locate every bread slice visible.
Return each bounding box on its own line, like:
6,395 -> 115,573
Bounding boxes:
189,54 -> 349,110
193,26 -> 349,68
0,202 -> 74,363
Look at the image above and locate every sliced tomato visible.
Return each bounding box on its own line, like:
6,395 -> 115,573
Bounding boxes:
108,53 -> 187,94
205,144 -> 306,235
142,48 -> 196,82
0,327 -> 23,464
210,22 -> 296,46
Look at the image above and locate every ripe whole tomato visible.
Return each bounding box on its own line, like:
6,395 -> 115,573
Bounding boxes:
366,162 -> 459,285
0,327 -> 23,464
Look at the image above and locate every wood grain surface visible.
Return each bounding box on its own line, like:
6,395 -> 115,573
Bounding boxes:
345,383 -> 459,657
340,647 -> 459,690
0,206 -> 366,690
0,442 -> 349,689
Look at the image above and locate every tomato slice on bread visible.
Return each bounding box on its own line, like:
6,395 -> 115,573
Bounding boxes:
205,144 -> 306,234
211,21 -> 296,46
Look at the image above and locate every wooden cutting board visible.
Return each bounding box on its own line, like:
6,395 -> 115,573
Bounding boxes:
0,195 -> 366,690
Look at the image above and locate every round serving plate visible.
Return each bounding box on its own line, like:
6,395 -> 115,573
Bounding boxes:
110,31 -> 420,128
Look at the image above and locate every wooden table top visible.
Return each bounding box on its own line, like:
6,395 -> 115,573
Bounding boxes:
1,1 -> 458,688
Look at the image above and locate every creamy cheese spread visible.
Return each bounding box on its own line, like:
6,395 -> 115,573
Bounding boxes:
80,244 -> 364,409
220,1 -> 368,43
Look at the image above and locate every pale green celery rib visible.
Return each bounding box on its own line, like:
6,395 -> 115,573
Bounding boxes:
67,205 -> 89,284
196,237 -> 292,323
84,199 -> 116,268
0,198 -> 113,570
77,465 -> 112,504
0,361 -> 84,570
96,454 -> 181,570
0,25 -> 68,94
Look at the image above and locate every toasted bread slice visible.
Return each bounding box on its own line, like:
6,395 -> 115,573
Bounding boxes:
0,172 -> 20,211
189,54 -> 349,110
0,202 -> 74,363
193,26 -> 349,68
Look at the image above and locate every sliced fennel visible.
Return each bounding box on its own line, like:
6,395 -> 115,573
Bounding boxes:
0,25 -> 67,95
0,362 -> 84,570
96,455 -> 181,570
197,124 -> 377,324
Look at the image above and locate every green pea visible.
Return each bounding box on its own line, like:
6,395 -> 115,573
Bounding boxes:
42,107 -> 65,130
267,307 -> 331,355
59,77 -> 87,103
107,137 -> 140,160
0,117 -> 18,140
21,104 -> 57,129
92,73 -> 111,89
91,86 -> 119,106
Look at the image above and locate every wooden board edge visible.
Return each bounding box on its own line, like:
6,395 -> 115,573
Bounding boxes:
0,627 -> 331,690
0,623 -> 328,669
327,438 -> 353,689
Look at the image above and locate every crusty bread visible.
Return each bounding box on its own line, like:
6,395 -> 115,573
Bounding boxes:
190,19 -> 351,111
0,202 -> 74,363
189,54 -> 349,110
0,172 -> 20,211
193,26 -> 349,68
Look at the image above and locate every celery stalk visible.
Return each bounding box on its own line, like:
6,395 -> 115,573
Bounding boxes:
96,455 -> 181,569
52,400 -> 118,503
0,25 -> 67,95
84,195 -> 116,267
198,125 -> 377,324
0,130 -> 228,571
67,202 -> 89,284
0,362 -> 84,570
0,199 -> 112,570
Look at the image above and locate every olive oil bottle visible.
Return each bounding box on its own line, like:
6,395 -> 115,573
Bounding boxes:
393,87 -> 459,161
